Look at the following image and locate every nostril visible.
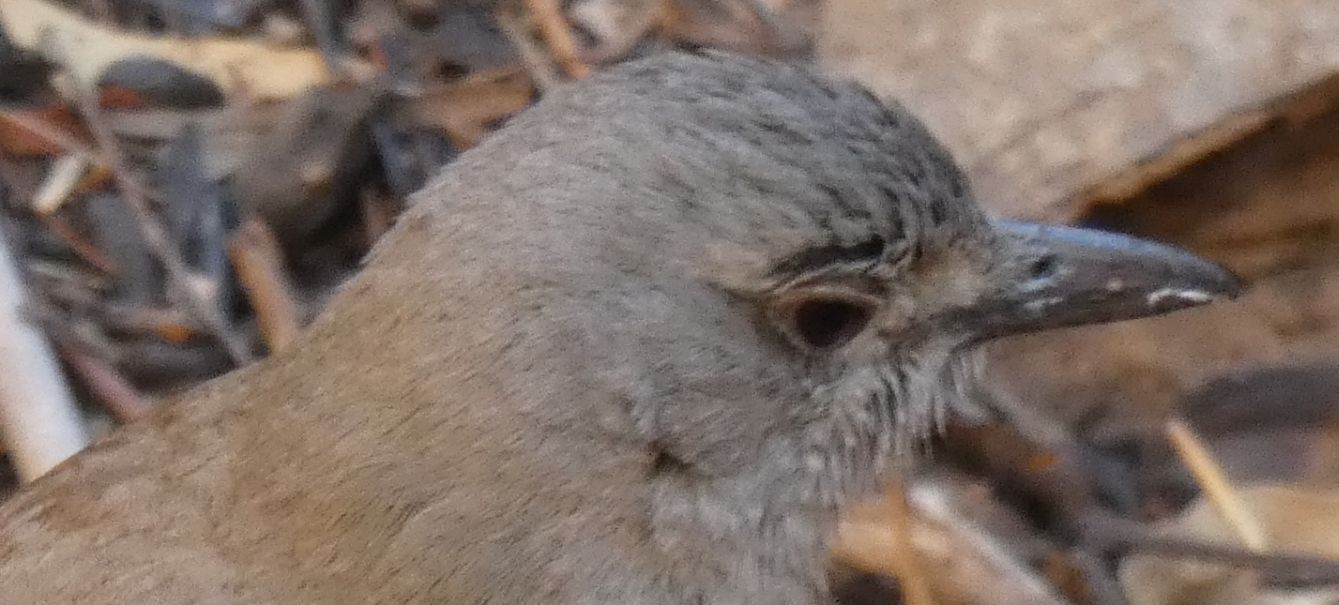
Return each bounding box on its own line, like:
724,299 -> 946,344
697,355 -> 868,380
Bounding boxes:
928,200 -> 948,226
1029,255 -> 1058,280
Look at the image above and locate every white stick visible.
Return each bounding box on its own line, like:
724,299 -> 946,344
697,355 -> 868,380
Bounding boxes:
0,228 -> 88,481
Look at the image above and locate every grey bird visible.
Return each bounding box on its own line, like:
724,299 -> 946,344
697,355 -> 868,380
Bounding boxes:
0,52 -> 1237,604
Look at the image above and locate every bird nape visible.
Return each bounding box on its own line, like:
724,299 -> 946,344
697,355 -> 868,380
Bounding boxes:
0,51 -> 1238,604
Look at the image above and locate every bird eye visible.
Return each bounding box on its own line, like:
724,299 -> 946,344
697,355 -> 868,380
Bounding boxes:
781,295 -> 874,350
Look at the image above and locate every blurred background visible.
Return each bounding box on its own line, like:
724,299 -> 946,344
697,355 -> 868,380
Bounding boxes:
0,1 -> 1337,604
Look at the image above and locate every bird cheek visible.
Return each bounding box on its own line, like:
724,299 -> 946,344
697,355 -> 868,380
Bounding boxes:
918,250 -> 995,310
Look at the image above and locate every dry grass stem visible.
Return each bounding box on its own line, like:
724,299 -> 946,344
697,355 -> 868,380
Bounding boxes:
1165,417 -> 1268,551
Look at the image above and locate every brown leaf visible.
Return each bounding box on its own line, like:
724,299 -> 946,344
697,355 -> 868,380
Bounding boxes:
1120,486 -> 1339,605
405,68 -> 534,149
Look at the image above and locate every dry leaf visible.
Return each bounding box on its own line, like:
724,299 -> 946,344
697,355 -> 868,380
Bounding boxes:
834,476 -> 1069,605
1,0 -> 370,100
1120,485 -> 1339,605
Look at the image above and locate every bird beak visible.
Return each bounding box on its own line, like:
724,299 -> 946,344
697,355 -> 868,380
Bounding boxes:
952,220 -> 1241,342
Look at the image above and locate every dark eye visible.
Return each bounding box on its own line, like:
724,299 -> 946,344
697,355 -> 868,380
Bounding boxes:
786,297 -> 873,350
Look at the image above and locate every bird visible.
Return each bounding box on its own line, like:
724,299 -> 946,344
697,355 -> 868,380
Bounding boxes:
0,51 -> 1237,604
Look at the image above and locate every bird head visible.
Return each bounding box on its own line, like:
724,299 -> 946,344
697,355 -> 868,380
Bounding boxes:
421,52 -> 1238,507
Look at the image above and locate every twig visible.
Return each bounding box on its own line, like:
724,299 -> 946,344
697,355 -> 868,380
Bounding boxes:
525,0 -> 592,79
1165,417 -> 1267,551
0,108 -> 160,204
227,217 -> 301,355
1085,513 -> 1339,589
496,8 -> 561,92
101,304 -> 198,344
49,330 -> 152,422
0,228 -> 89,481
32,152 -> 91,214
66,82 -> 253,364
884,480 -> 935,605
0,108 -> 96,156
41,213 -> 119,274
